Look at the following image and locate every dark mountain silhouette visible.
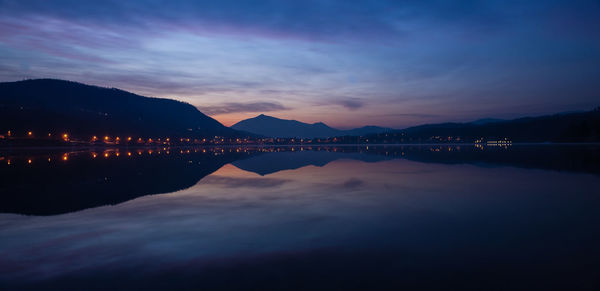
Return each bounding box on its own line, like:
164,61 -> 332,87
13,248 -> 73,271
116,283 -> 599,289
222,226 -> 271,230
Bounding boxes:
0,79 -> 240,139
231,114 -> 392,138
360,108 -> 600,143
470,118 -> 505,125
344,125 -> 394,136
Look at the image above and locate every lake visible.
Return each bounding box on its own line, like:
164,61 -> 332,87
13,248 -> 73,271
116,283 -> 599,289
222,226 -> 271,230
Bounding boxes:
1,145 -> 599,290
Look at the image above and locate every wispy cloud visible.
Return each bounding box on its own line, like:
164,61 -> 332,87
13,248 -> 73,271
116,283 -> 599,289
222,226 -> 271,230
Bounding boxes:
0,0 -> 599,128
197,102 -> 290,115
336,99 -> 364,110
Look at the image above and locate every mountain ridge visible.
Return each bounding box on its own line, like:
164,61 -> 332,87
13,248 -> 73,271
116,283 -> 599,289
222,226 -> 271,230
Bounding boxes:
231,114 -> 393,138
0,79 -> 241,138
362,108 -> 600,143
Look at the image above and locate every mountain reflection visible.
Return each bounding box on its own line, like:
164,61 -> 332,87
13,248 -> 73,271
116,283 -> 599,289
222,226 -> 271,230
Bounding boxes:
0,147 -> 253,215
232,144 -> 600,176
0,145 -> 598,215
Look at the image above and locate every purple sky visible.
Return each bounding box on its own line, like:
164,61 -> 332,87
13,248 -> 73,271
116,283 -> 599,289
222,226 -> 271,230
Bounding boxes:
0,0 -> 599,128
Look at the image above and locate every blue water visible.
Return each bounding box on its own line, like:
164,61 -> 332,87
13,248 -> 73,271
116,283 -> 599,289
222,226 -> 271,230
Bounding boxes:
0,145 -> 599,290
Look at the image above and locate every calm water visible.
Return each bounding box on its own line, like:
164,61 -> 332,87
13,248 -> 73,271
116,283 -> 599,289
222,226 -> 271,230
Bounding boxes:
1,145 -> 599,290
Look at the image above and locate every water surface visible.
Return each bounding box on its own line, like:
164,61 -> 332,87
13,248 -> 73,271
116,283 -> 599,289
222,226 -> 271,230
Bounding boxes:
1,145 -> 599,290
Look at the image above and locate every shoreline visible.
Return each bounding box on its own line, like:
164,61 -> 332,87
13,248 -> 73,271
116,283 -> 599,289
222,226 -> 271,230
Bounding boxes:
1,142 -> 600,151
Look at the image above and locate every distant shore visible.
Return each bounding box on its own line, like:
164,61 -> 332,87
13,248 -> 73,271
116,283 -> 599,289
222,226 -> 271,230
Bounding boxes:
2,142 -> 600,152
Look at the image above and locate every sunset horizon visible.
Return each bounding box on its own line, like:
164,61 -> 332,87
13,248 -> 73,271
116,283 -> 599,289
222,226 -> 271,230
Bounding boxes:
2,1 -> 598,129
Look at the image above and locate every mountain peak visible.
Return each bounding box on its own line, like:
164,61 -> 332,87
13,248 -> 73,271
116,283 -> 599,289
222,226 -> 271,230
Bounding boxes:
254,114 -> 276,120
231,115 -> 393,138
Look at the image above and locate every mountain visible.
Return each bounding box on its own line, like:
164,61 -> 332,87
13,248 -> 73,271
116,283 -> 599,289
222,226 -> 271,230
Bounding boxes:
362,108 -> 600,143
470,118 -> 505,125
231,114 -> 392,138
0,79 -> 240,139
343,125 -> 395,136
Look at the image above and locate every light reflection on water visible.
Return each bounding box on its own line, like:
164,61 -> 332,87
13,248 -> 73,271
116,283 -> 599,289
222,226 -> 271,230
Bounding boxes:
0,145 -> 599,290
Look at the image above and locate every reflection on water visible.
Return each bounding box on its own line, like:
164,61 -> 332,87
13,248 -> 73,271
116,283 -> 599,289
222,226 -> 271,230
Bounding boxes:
0,145 -> 599,290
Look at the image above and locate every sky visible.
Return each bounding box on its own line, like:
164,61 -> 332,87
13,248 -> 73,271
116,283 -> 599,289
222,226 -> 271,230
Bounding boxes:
0,0 -> 599,128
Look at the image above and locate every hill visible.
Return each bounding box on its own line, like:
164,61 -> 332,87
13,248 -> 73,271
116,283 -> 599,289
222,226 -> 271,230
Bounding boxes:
361,108 -> 600,143
0,79 -> 240,140
231,114 -> 392,138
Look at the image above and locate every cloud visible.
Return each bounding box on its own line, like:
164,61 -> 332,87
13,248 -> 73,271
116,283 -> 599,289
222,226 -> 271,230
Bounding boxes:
0,0 -> 526,45
1,0 -> 599,128
341,178 -> 364,189
336,99 -> 364,110
197,102 -> 290,115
